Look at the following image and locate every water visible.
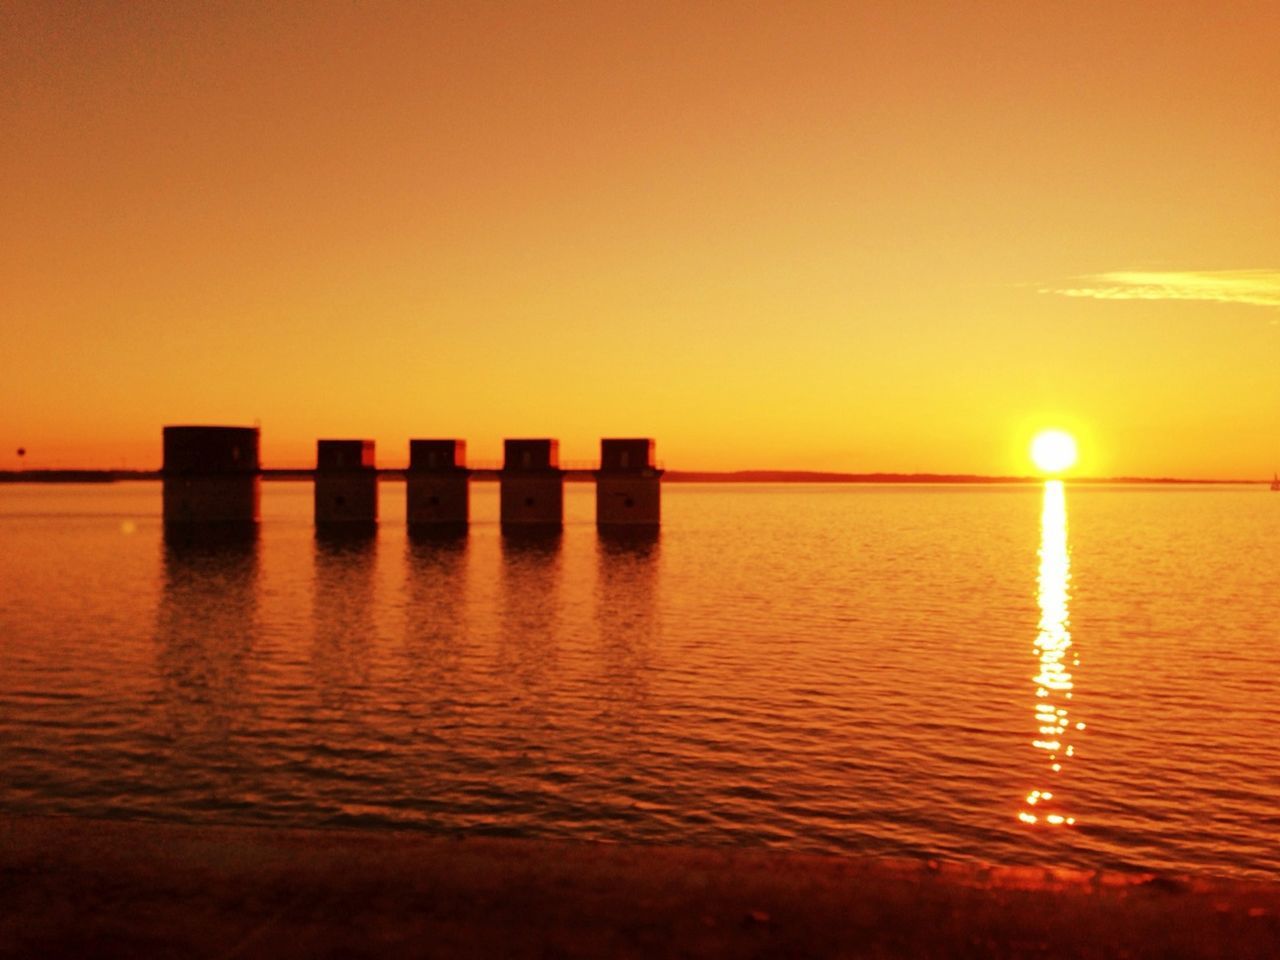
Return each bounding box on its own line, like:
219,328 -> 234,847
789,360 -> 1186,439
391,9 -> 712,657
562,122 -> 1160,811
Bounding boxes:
1,481 -> 1277,879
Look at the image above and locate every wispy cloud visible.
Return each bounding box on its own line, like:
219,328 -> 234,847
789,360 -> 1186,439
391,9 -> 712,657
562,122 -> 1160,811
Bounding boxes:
1045,270 -> 1280,310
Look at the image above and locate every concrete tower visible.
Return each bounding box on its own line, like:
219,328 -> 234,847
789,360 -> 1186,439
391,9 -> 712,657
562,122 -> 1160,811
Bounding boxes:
162,425 -> 261,531
499,439 -> 563,530
314,439 -> 378,531
407,439 -> 469,532
596,438 -> 662,528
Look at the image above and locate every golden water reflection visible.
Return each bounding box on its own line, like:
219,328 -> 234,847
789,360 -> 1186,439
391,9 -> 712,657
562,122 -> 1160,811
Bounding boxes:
1020,479 -> 1082,827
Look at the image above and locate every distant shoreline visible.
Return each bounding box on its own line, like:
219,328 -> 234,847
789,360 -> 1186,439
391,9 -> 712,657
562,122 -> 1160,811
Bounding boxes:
0,468 -> 1263,485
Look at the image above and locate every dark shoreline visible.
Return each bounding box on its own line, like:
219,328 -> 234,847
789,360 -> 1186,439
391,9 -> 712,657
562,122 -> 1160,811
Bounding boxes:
0,469 -> 1264,485
1,815 -> 1276,959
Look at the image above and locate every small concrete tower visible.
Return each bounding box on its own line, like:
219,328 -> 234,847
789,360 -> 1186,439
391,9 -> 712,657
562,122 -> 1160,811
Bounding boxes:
314,439 -> 378,531
499,439 -> 564,530
407,439 -> 470,531
162,425 -> 261,530
596,438 -> 662,528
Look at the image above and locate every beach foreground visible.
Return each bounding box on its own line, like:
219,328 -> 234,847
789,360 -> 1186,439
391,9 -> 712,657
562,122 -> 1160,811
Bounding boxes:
2,816 -> 1276,959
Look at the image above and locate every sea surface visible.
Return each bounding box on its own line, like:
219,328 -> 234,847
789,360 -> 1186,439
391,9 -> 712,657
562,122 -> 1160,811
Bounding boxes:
1,481 -> 1277,879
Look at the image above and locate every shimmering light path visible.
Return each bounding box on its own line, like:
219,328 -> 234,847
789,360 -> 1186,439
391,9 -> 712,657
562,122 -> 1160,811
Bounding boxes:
1021,480 -> 1080,828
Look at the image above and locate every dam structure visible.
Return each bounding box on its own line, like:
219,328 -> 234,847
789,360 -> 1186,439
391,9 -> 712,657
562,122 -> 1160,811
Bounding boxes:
314,439 -> 378,532
159,426 -> 663,533
161,425 -> 260,533
499,439 -> 565,530
406,439 -> 470,532
595,438 -> 663,528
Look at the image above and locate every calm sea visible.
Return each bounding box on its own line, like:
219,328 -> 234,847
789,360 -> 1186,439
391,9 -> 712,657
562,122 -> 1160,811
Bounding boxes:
1,481 -> 1277,879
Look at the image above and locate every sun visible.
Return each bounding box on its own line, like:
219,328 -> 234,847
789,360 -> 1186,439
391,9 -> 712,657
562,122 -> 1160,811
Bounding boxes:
1030,430 -> 1078,474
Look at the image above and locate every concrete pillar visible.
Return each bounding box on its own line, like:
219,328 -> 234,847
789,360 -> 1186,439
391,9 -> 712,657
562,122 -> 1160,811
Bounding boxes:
407,439 -> 470,532
162,425 -> 260,532
596,438 -> 662,528
499,439 -> 564,530
314,439 -> 378,531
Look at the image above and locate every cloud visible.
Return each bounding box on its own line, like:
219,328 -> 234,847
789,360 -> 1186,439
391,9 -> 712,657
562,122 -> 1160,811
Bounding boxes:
1045,270 -> 1280,309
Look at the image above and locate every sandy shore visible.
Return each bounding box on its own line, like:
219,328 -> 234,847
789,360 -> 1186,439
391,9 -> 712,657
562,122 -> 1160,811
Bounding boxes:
1,815 -> 1276,959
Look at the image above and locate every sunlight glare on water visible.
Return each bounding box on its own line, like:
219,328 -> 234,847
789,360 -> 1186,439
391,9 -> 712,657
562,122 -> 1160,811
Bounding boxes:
1021,480 -> 1078,828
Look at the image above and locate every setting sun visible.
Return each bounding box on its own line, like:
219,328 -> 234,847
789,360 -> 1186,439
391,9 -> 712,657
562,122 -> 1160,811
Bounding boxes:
1030,430 -> 1078,474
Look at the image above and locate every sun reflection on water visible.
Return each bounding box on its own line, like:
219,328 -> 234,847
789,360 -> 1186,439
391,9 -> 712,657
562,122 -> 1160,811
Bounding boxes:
1020,479 -> 1080,827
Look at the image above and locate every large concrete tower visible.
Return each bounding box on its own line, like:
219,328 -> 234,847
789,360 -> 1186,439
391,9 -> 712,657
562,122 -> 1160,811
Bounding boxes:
407,439 -> 469,532
595,438 -> 662,528
161,425 -> 261,532
499,439 -> 564,530
314,439 -> 378,531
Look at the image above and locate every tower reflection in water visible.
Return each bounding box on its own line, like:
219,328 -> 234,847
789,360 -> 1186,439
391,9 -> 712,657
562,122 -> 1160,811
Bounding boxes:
156,532 -> 260,747
1020,479 -> 1083,827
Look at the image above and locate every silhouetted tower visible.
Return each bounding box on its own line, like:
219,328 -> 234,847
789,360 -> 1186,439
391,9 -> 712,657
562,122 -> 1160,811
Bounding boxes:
407,439 -> 469,531
314,439 -> 377,531
596,438 -> 662,528
162,425 -> 260,530
500,439 -> 563,529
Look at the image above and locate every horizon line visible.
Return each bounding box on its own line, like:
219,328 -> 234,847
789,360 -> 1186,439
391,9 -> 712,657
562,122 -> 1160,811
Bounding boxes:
0,467 -> 1268,486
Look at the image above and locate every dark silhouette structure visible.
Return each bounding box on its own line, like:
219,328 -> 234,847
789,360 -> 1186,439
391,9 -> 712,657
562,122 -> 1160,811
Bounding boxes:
314,439 -> 377,532
156,425 -> 665,534
161,425 -> 260,532
595,438 -> 662,528
407,439 -> 470,532
499,439 -> 564,530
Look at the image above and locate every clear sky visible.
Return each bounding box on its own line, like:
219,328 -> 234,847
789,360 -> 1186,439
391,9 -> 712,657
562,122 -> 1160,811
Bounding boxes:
3,2 -> 1278,476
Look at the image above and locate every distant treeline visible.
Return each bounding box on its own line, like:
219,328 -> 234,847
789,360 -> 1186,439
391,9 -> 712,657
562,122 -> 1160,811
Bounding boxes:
0,470 -> 152,483
662,471 -> 1251,484
0,468 -> 1260,485
663,471 -> 1035,483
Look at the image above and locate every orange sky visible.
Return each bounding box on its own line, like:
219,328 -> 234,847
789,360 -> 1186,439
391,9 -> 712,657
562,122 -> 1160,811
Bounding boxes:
3,2 -> 1278,476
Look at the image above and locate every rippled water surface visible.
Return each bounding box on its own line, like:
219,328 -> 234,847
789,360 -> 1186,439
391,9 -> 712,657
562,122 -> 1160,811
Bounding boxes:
2,481 -> 1277,879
